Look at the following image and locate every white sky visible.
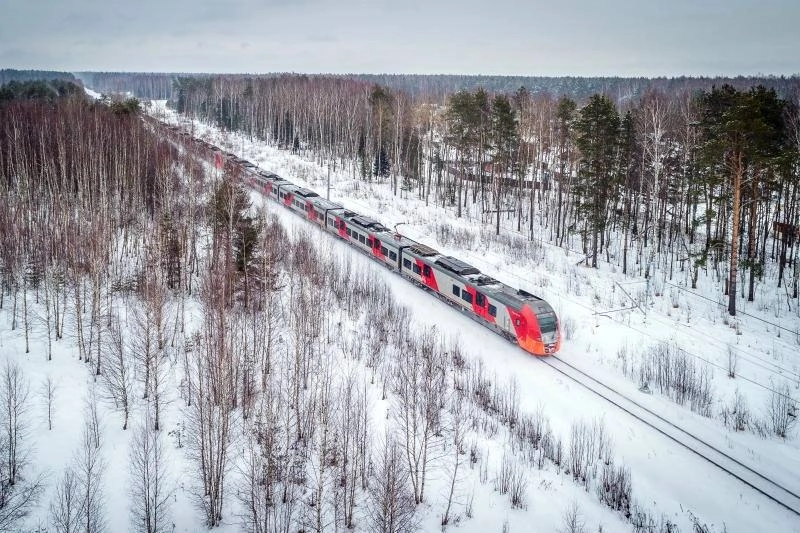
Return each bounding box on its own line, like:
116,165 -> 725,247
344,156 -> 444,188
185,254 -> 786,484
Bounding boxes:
1,0 -> 798,76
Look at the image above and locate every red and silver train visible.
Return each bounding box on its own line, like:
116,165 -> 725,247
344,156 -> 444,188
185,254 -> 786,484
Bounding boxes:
170,125 -> 561,356
240,165 -> 561,356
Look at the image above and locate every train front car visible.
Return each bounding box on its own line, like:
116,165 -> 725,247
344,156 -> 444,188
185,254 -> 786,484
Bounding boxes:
509,296 -> 561,356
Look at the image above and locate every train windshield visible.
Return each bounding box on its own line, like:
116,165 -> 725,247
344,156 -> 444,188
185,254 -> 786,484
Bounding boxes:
539,314 -> 557,333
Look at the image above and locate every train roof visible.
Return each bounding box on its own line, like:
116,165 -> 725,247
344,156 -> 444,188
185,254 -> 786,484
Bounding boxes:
374,231 -> 418,248
348,215 -> 388,232
406,243 -> 439,257
309,197 -> 343,210
257,170 -> 281,180
435,256 -> 480,276
482,283 -> 553,313
294,187 -> 319,199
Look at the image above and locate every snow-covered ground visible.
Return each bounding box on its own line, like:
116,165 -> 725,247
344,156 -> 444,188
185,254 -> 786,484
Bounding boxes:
2,99 -> 798,533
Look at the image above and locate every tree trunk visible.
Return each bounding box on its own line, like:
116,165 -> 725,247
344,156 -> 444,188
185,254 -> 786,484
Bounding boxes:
728,152 -> 743,316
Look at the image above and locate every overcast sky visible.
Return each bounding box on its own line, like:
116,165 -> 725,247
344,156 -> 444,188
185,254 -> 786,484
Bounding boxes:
2,0 -> 798,77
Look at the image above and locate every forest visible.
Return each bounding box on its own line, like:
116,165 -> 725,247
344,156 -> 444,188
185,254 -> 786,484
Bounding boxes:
159,72 -> 800,318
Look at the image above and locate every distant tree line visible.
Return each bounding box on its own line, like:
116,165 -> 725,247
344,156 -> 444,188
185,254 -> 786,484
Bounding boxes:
0,69 -> 80,86
350,73 -> 800,102
78,71 -> 800,103
0,79 -> 83,103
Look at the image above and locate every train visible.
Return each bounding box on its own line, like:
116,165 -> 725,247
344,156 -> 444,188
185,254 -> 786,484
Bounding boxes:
164,123 -> 561,356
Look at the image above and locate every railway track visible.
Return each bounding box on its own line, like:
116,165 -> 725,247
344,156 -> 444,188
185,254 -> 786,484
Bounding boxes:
543,355 -> 800,517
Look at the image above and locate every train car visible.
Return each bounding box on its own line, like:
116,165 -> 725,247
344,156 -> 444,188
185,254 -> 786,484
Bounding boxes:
326,209 -> 358,240
340,215 -> 393,261
253,171 -> 286,199
400,243 -> 441,291
400,246 -> 560,355
270,179 -> 295,203
282,186 -> 320,218
308,197 -> 344,229
372,231 -> 417,271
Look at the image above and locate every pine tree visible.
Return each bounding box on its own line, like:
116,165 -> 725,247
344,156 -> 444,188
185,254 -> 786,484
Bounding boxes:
373,145 -> 390,178
574,94 -> 621,267
698,85 -> 786,315
490,94 -> 517,235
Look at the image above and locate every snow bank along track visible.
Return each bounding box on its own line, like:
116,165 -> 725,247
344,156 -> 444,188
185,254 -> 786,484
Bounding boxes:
543,355 -> 800,517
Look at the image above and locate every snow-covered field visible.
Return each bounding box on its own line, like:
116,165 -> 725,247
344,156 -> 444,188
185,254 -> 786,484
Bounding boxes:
2,99 -> 799,533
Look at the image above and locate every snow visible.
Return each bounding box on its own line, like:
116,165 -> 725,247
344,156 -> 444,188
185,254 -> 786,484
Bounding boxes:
2,99 -> 799,533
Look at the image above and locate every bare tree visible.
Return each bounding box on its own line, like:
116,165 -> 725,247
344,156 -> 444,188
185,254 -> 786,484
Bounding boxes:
131,265 -> 170,432
441,387 -> 466,526
49,467 -> 82,533
188,318 -> 233,527
367,432 -> 418,533
392,330 -> 446,504
75,417 -> 106,533
767,382 -> 797,438
84,385 -> 103,450
239,374 -> 299,533
0,363 -> 43,531
129,418 -> 171,533
1,361 -> 30,485
40,375 -> 57,431
101,316 -> 133,429
559,501 -> 587,533
335,369 -> 369,529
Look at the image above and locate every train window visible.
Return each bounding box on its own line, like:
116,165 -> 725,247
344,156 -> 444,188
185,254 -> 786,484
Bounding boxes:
403,259 -> 411,269
423,265 -> 431,277
539,315 -> 557,333
488,305 -> 497,317
452,286 -> 460,297
412,264 -> 421,275
389,251 -> 397,261
381,246 -> 388,256
476,293 -> 486,307
462,292 -> 473,304
359,235 -> 366,244
328,217 -> 334,226
346,228 -> 351,236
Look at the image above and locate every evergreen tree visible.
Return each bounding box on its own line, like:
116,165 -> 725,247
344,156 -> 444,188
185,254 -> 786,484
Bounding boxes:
490,94 -> 518,234
554,96 -> 577,245
574,94 -> 621,267
210,177 -> 260,307
445,90 -> 480,217
373,145 -> 390,177
698,85 -> 786,315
